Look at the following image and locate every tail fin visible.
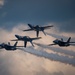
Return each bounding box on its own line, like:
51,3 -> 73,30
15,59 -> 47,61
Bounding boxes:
14,42 -> 18,47
67,37 -> 71,43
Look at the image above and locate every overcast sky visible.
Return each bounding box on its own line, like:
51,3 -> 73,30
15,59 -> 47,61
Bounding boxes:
0,0 -> 75,32
0,0 -> 75,75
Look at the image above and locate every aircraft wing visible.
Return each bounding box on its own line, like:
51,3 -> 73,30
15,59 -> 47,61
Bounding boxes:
11,39 -> 19,41
42,25 -> 53,29
31,37 -> 42,40
48,44 -> 56,46
23,29 -> 33,31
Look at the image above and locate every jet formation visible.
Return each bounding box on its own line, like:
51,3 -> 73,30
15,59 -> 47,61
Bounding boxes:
0,23 -> 75,50
23,24 -> 53,37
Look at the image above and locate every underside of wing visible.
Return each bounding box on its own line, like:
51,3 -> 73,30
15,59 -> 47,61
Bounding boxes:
23,29 -> 33,31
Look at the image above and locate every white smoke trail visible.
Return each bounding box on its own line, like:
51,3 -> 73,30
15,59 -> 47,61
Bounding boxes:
19,47 -> 75,66
33,42 -> 75,58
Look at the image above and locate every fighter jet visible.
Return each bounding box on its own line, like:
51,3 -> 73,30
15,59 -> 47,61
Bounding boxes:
48,37 -> 75,47
11,35 -> 41,47
23,24 -> 53,37
0,42 -> 22,50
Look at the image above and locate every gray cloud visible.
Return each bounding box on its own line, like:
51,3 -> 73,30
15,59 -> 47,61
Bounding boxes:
0,24 -> 75,75
35,68 -> 64,75
55,19 -> 75,33
0,0 -> 75,30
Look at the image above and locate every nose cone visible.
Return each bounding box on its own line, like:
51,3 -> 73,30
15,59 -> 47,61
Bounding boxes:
53,40 -> 56,43
15,35 -> 19,38
53,39 -> 58,44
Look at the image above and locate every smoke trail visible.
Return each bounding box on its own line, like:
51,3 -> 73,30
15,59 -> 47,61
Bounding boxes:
46,32 -> 67,39
33,42 -> 75,57
19,47 -> 75,66
46,32 -> 75,41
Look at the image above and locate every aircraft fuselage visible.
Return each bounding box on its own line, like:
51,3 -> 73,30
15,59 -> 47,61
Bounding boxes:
3,45 -> 16,50
15,35 -> 32,42
53,40 -> 70,47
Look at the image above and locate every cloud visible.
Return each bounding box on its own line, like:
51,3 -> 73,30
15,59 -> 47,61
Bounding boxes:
0,0 -> 5,8
33,42 -> 75,58
35,68 -> 64,75
54,19 -> 75,33
20,47 -> 75,66
0,0 -> 75,28
0,24 -> 75,75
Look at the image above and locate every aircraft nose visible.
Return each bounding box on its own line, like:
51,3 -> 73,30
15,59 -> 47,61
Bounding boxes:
15,35 -> 19,38
53,40 -> 55,43
53,40 -> 58,44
